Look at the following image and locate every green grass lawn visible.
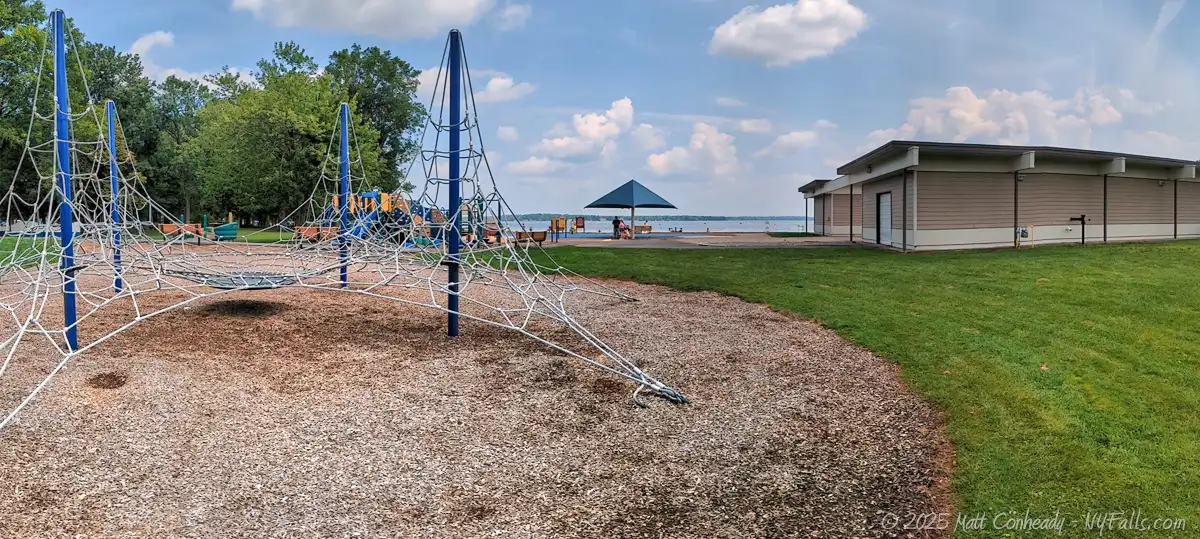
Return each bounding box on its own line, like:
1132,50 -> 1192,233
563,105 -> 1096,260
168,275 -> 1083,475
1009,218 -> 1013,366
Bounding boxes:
538,242 -> 1200,533
0,237 -> 56,264
236,227 -> 293,243
139,226 -> 294,243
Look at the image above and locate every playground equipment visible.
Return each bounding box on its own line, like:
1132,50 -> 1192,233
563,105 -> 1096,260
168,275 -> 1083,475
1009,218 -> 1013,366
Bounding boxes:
0,14 -> 686,429
548,217 -> 567,243
200,214 -> 239,241
208,223 -> 238,241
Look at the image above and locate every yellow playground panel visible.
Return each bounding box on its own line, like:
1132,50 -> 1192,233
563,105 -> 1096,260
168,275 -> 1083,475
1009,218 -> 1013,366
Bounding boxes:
332,193 -> 391,214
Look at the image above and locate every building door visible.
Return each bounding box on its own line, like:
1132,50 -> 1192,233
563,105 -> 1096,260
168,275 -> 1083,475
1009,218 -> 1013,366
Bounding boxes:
824,195 -> 831,234
877,192 -> 892,246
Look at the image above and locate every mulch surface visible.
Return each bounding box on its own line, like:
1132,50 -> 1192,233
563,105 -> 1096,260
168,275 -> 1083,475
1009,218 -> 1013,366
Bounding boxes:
0,278 -> 950,538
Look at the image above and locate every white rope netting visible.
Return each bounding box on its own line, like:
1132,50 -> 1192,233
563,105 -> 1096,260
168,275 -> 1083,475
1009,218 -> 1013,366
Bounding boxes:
0,23 -> 686,429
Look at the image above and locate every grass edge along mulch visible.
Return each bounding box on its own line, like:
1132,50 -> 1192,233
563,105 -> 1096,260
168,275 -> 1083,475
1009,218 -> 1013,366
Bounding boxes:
537,241 -> 1200,538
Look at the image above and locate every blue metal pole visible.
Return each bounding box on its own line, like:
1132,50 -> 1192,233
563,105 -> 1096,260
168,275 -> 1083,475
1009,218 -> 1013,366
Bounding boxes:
447,30 -> 462,338
339,102 -> 350,289
106,100 -> 122,293
53,10 -> 78,351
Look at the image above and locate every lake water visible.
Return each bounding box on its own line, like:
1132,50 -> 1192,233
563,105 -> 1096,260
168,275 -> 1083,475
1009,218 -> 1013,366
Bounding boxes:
503,218 -> 814,234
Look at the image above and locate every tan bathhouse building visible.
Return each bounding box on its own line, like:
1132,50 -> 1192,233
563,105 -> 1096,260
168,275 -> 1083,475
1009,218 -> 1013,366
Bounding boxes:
800,141 -> 1199,251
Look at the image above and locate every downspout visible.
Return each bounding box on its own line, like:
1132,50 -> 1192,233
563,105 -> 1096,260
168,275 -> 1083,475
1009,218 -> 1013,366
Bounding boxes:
1102,174 -> 1108,243
912,170 -> 918,250
902,169 -> 908,252
1174,179 -> 1178,239
849,186 -> 855,243
1013,172 -> 1020,248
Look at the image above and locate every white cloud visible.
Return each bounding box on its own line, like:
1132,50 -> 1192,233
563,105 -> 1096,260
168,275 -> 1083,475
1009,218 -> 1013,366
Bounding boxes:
129,31 -> 173,58
853,85 -> 1168,154
814,119 -> 838,129
507,156 -> 566,175
1122,130 -> 1198,159
417,67 -> 535,104
542,122 -> 574,137
1079,91 -> 1122,126
631,123 -> 666,151
895,86 -> 1090,147
755,130 -> 819,158
531,137 -> 599,160
647,122 -> 739,177
716,96 -> 746,107
530,98 -> 635,161
476,76 -> 535,102
130,31 -> 253,85
709,0 -> 868,67
231,0 -> 496,40
1113,88 -> 1168,115
690,123 -> 739,176
642,111 -> 794,136
738,119 -> 773,134
858,125 -> 916,153
647,147 -> 692,176
494,2 -> 531,31
496,126 -> 519,141
575,98 -> 634,139
130,31 -> 207,82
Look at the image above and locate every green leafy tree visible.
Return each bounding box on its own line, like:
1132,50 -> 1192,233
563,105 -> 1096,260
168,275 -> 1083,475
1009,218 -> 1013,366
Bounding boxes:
256,41 -> 317,82
325,44 -> 424,193
204,66 -> 252,101
0,2 -> 147,220
0,3 -> 51,217
0,10 -> 417,228
189,43 -> 384,225
144,75 -> 210,222
80,41 -> 155,179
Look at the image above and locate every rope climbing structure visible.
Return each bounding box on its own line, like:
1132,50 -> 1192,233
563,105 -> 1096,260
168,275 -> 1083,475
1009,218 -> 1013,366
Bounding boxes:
0,14 -> 687,428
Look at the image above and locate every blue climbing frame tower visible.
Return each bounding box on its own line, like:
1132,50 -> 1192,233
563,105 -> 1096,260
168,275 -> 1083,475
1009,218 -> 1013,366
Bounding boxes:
53,10 -> 78,351
107,100 -> 122,293
447,30 -> 463,338
339,102 -> 350,288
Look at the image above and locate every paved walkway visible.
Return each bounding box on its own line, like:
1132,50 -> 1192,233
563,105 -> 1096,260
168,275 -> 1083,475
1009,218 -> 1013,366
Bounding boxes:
542,232 -> 851,249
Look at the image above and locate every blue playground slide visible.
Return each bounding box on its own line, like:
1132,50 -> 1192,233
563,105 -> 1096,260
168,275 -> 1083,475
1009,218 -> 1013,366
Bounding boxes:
348,207 -> 378,238
328,194 -> 454,247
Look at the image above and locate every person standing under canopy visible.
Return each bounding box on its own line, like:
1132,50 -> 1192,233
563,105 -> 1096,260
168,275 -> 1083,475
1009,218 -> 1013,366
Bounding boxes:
611,216 -> 621,239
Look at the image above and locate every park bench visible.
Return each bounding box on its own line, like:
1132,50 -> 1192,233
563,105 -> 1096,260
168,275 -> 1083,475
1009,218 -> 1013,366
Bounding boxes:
160,223 -> 203,237
514,230 -> 547,247
294,226 -> 337,241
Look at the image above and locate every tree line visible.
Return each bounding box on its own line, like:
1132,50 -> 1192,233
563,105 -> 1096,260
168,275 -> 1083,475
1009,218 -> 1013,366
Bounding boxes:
0,1 -> 426,226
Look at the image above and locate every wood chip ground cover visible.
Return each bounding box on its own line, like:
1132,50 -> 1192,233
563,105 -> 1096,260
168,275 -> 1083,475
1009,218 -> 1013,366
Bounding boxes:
0,278 -> 948,538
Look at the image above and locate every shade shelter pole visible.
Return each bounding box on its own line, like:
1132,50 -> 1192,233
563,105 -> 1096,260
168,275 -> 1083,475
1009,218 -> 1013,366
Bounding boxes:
630,207 -> 636,239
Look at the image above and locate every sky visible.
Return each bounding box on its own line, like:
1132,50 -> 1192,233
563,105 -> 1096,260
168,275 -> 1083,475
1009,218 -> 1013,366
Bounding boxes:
52,0 -> 1200,216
